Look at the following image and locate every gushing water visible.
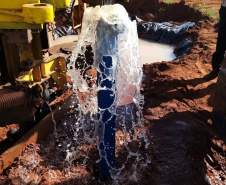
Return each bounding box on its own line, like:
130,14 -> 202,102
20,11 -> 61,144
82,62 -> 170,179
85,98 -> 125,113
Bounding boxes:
66,4 -> 149,182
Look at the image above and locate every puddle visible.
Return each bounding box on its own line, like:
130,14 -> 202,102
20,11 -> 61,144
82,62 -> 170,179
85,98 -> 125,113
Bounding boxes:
139,39 -> 176,64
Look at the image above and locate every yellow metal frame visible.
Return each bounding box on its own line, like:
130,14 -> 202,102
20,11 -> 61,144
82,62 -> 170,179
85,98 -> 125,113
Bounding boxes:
0,0 -> 70,29
17,55 -> 67,90
41,0 -> 70,9
41,56 -> 67,90
0,0 -> 40,9
0,3 -> 54,29
0,0 -> 70,89
0,23 -> 43,29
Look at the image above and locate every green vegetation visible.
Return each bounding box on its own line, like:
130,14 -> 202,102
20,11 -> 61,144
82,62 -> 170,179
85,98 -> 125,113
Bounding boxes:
163,0 -> 173,4
205,8 -> 220,21
198,3 -> 206,10
168,1 -> 219,22
205,9 -> 215,16
196,3 -> 219,22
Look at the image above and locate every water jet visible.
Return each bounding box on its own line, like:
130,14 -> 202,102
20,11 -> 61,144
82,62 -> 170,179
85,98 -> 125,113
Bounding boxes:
68,4 -> 145,180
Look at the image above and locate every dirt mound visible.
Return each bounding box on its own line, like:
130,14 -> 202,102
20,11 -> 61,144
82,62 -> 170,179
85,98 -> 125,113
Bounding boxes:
122,0 -> 160,16
123,0 -> 212,23
155,2 -> 211,23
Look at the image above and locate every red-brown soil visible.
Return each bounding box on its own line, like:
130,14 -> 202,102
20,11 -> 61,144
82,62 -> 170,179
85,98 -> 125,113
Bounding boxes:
0,0 -> 226,184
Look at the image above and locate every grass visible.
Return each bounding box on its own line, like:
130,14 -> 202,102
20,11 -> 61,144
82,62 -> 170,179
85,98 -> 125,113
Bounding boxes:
163,0 -> 219,22
163,0 -> 173,4
204,8 -> 220,22
198,3 -> 206,10
188,3 -> 220,22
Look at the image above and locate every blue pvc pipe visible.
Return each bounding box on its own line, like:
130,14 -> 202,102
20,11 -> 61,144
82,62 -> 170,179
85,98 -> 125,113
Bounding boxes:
98,56 -> 116,179
97,21 -> 118,179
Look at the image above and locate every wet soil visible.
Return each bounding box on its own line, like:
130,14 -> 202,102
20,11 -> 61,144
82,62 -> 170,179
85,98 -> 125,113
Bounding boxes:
0,0 -> 226,184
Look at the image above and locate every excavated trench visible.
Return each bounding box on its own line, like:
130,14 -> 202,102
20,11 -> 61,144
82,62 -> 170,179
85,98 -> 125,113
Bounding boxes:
1,1 -> 226,185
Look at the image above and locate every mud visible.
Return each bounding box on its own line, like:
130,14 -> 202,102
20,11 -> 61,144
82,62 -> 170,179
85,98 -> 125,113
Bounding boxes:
0,0 -> 226,184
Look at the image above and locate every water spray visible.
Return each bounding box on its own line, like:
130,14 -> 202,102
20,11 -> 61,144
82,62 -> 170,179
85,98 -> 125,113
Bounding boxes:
68,4 -> 145,181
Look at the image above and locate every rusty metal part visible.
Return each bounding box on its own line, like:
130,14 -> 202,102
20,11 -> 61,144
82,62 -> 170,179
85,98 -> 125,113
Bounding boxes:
61,42 -> 77,53
0,90 -> 75,174
49,89 -> 74,106
72,0 -> 87,29
0,91 -> 27,109
48,41 -> 76,55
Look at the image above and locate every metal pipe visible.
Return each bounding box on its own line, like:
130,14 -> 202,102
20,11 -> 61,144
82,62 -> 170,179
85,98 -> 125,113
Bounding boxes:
0,91 -> 27,109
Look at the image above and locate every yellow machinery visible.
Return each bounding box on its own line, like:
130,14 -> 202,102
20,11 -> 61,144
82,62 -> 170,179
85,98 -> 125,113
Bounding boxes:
0,0 -> 71,86
0,0 -> 76,123
0,0 -> 130,174
0,0 -> 128,123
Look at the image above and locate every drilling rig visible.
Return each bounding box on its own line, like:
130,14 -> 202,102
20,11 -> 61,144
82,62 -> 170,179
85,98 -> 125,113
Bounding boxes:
0,0 -> 128,123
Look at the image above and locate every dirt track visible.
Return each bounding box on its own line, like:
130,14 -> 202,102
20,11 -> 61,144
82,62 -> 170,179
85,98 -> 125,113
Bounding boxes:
0,0 -> 226,184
